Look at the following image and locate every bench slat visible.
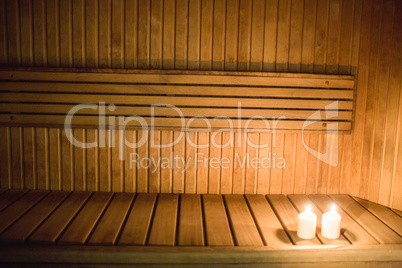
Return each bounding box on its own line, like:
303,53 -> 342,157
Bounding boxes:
309,194 -> 378,245
202,195 -> 234,246
29,191 -> 92,244
88,193 -> 135,245
118,194 -> 157,246
178,194 -> 204,246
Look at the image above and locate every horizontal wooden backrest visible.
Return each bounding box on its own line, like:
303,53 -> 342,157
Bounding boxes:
0,69 -> 355,133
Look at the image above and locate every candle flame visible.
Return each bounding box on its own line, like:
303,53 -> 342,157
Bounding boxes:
306,204 -> 311,211
331,204 -> 336,211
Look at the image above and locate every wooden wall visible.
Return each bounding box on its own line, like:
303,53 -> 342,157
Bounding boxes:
0,0 -> 401,209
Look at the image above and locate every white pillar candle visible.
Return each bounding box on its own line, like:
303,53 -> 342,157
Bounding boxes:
297,204 -> 317,239
321,204 -> 341,239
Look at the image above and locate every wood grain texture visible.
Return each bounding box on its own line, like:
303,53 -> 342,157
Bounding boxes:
118,193 -> 157,245
58,192 -> 113,245
147,194 -> 179,246
28,191 -> 92,244
0,0 -> 401,212
178,194 -> 204,246
309,194 -> 378,245
202,195 -> 234,246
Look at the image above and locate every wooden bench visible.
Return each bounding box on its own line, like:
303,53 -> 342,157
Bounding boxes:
0,69 -> 354,132
0,189 -> 401,266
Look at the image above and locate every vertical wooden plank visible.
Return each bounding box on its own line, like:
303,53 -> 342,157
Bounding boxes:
86,0 -> 99,68
288,0 -> 304,73
275,0 -> 291,72
245,195 -> 292,246
118,193 -> 157,245
72,0 -> 85,67
267,194 -> 321,245
0,128 -> 11,189
149,131 -> 160,193
172,131 -> 185,193
349,0 -> 369,197
0,0 -> 8,65
314,0 -> 330,73
237,0 -> 252,71
359,0 -> 382,200
98,0 -> 111,68
46,0 -> 60,67
6,0 -> 21,66
212,0 -> 226,71
137,0 -> 150,68
233,132 -> 246,194
389,0 -> 402,210
326,0 -> 342,74
220,132 -> 234,194
98,129 -> 111,192
23,128 -> 35,190
185,133 -> 197,194
175,0 -> 188,69
178,194 -> 204,246
111,130 -> 123,192
224,0 -> 239,71
250,0 -> 265,72
136,130 -> 148,193
208,132 -> 221,194
124,130 -> 136,193
200,0 -> 213,70
125,0 -> 138,68
338,0 -> 355,74
0,191 -> 69,243
59,0 -> 72,67
48,128 -> 61,191
316,135 -> 328,194
111,0 -> 124,68
161,131 -> 173,193
301,0 -> 317,73
196,132 -> 209,194
369,0 -> 395,203
19,0 -> 33,66
309,194 -> 378,245
61,129 -> 73,191
188,0 -> 201,70
294,133 -> 309,194
263,0 -> 279,72
29,192 -> 91,244
150,0 -> 162,69
328,135 -> 343,194
33,0 -> 47,66
36,128 -> 48,190
86,129 -> 98,192
340,134 -> 352,194
245,133 -> 259,194
270,133 -> 284,194
10,128 -> 23,189
58,192 -> 114,245
88,193 -> 135,245
224,195 -> 264,246
257,133 -> 271,194
162,0 -> 175,69
305,134 -> 319,193
73,129 -> 85,191
288,194 -> 350,245
350,0 -> 363,75
202,194 -> 234,246
148,194 -> 179,246
282,133 -> 296,195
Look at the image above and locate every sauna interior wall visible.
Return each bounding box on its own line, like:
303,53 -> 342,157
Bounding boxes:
0,0 -> 401,210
